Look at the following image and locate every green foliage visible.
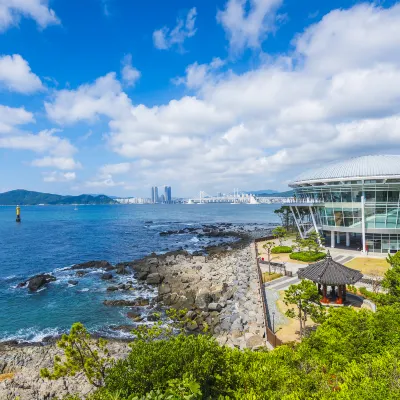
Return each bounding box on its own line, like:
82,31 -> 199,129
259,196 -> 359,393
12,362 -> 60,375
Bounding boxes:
272,226 -> 288,245
290,251 -> 327,262
284,280 -> 324,338
382,253 -> 400,298
41,322 -> 110,387
59,304 -> 400,399
262,241 -> 277,275
271,245 -> 292,254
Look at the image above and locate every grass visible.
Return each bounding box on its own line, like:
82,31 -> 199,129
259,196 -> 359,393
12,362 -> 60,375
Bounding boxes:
0,372 -> 14,382
345,257 -> 390,277
262,272 -> 282,283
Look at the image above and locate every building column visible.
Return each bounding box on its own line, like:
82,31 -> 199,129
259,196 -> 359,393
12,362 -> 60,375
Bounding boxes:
346,232 -> 350,247
290,205 -> 304,239
331,232 -> 336,248
337,231 -> 341,244
361,194 -> 367,253
322,284 -> 329,303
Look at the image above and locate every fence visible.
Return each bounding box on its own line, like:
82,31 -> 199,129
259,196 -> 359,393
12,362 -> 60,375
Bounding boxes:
254,238 -> 283,348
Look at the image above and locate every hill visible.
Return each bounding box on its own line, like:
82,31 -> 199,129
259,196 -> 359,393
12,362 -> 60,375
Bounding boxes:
0,190 -> 117,205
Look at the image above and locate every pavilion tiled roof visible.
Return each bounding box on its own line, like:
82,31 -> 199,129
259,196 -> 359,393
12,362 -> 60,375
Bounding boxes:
297,252 -> 363,286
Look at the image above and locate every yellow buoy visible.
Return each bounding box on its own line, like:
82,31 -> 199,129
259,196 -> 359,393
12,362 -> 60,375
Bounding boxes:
16,205 -> 21,223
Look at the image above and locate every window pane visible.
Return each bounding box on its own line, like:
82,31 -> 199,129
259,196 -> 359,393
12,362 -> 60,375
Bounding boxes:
332,192 -> 341,202
352,190 -> 362,202
365,191 -> 376,202
334,211 -> 343,226
344,218 -> 354,227
388,191 -> 399,203
342,191 -> 352,202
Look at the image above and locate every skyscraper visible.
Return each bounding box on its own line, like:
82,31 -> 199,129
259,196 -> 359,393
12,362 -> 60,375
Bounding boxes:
164,186 -> 172,203
151,186 -> 159,203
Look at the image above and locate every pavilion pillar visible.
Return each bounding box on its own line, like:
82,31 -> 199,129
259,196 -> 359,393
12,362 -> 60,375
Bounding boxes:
346,232 -> 350,247
322,284 -> 329,303
337,231 -> 341,244
343,285 -> 347,302
331,232 -> 335,248
336,285 -> 343,304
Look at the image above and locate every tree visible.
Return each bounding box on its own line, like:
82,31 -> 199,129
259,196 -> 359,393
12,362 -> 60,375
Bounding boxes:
272,226 -> 288,245
262,241 -> 278,275
382,252 -> 400,298
291,234 -> 304,252
284,280 -> 323,338
302,232 -> 324,254
40,322 -> 111,387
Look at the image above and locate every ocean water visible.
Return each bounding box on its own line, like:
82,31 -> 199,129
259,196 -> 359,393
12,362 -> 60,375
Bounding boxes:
0,204 -> 280,342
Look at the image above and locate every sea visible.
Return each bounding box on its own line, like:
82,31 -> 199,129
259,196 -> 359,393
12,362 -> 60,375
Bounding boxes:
0,204 -> 280,342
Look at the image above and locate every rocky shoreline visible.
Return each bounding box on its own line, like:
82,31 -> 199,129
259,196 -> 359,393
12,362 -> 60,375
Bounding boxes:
1,224 -> 271,399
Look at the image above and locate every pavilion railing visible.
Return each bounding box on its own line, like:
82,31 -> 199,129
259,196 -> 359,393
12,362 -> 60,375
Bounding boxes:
254,237 -> 283,348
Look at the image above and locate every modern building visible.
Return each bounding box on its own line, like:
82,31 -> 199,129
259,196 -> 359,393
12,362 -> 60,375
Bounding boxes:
164,186 -> 172,203
151,186 -> 159,203
289,155 -> 400,253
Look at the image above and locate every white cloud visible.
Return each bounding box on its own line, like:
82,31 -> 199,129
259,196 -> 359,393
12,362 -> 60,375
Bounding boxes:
0,54 -> 43,93
173,57 -> 225,90
153,7 -> 197,51
44,3 -> 400,194
217,0 -> 283,54
0,104 -> 34,133
32,156 -> 82,170
43,171 -> 76,182
0,0 -> 60,32
0,129 -> 76,156
121,54 -> 141,87
85,174 -> 124,188
100,162 -> 131,175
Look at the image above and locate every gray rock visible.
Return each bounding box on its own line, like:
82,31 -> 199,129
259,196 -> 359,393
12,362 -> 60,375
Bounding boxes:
101,273 -> 113,280
146,273 -> 164,285
186,320 -> 198,331
71,260 -> 113,270
245,335 -> 265,349
68,280 -> 78,286
158,284 -> 171,295
208,303 -> 222,312
106,286 -> 119,291
195,287 -> 212,309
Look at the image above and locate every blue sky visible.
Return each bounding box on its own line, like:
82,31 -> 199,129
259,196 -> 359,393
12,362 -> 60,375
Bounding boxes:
0,0 -> 400,197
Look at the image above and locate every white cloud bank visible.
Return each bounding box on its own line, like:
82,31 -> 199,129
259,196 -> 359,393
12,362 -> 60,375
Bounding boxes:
0,54 -> 43,93
0,0 -> 60,32
45,3 -> 400,194
153,7 -> 197,51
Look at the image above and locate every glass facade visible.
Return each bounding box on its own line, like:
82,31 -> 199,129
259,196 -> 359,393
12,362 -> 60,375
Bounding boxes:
293,181 -> 400,253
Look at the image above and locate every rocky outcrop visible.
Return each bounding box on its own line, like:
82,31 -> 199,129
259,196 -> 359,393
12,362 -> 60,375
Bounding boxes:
70,260 -> 114,270
101,273 -> 113,280
103,298 -> 149,307
18,274 -> 56,292
68,280 -> 78,286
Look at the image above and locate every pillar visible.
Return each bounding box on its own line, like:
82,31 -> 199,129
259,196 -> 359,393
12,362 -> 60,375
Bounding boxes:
16,205 -> 21,223
346,232 -> 350,247
336,285 -> 343,304
337,231 -> 340,244
361,194 -> 367,253
331,232 -> 335,248
322,284 -> 329,303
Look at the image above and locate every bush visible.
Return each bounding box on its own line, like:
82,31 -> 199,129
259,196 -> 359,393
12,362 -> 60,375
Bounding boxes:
262,272 -> 283,283
271,246 -> 292,254
289,251 -> 326,262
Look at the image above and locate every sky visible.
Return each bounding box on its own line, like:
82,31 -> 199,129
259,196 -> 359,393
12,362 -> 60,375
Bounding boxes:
1,0 -> 400,197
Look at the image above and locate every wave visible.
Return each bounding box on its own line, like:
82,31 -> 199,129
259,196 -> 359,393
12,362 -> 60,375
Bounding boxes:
0,326 -> 63,343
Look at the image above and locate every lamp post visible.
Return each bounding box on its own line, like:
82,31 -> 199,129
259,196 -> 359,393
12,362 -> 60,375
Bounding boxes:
272,311 -> 275,333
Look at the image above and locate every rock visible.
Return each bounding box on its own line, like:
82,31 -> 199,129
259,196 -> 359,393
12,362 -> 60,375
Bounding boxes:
146,273 -> 164,285
195,287 -> 212,309
75,270 -> 88,277
68,280 -> 78,286
127,311 -> 143,321
116,265 -> 129,275
103,298 -> 149,307
158,284 -> 171,295
137,271 -> 149,280
19,274 -> 57,292
186,320 -> 198,331
101,273 -> 113,280
110,325 -> 136,332
193,256 -> 206,263
245,335 -> 265,349
208,303 -> 222,312
70,260 -> 114,270
147,313 -> 161,322
106,286 -> 119,292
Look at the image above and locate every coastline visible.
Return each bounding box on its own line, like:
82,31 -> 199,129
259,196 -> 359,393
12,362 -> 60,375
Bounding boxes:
0,226 -> 270,399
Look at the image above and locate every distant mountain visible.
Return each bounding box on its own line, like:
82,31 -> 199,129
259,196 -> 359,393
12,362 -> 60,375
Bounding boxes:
247,190 -> 294,197
0,190 -> 117,205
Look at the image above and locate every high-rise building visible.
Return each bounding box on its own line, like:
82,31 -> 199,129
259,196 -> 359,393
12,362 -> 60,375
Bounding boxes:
164,186 -> 172,203
151,186 -> 159,203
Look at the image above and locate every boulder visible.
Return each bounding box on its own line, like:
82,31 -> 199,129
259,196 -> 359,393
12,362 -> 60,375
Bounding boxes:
146,273 -> 164,285
245,335 -> 265,349
106,286 -> 119,292
103,298 -> 149,307
101,273 -> 113,280
137,271 -> 149,280
158,284 -> 171,295
127,311 -> 143,321
147,313 -> 161,322
19,274 -> 57,292
68,280 -> 78,286
76,270 -> 88,277
116,265 -> 129,275
208,303 -> 222,312
186,320 -> 198,331
71,260 -> 114,270
195,287 -> 212,309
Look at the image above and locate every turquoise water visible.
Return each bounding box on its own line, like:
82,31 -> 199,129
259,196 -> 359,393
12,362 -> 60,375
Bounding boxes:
0,204 -> 280,342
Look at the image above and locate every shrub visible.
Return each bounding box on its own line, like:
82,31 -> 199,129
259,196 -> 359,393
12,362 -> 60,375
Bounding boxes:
289,252 -> 326,262
271,246 -> 292,254
262,272 -> 282,283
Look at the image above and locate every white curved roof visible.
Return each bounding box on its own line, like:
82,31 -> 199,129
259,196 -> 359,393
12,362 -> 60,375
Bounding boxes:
290,155 -> 400,185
